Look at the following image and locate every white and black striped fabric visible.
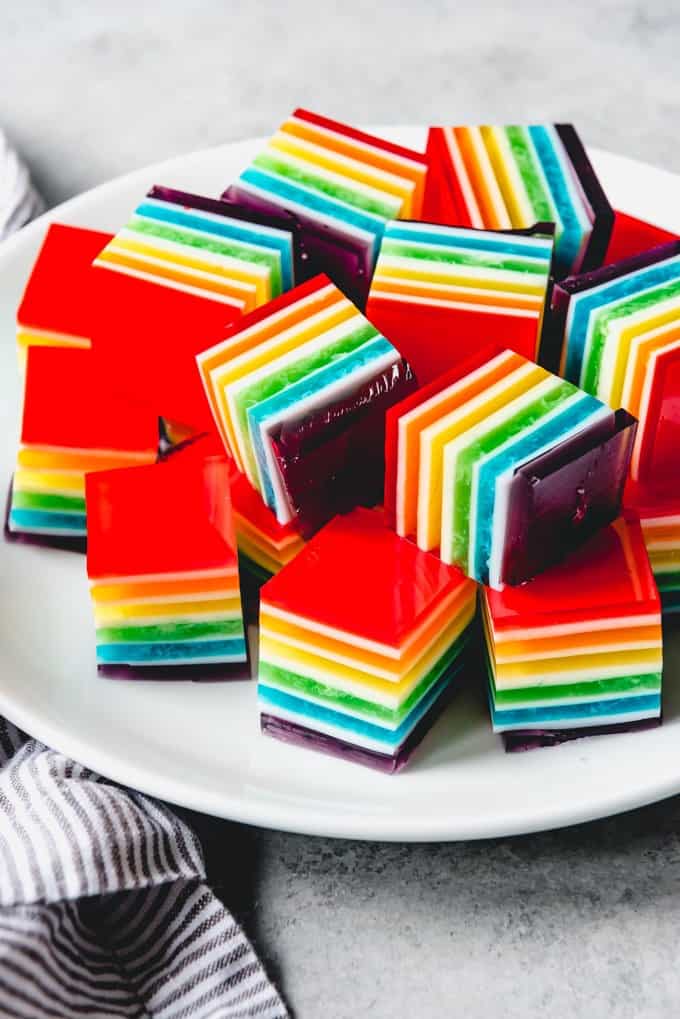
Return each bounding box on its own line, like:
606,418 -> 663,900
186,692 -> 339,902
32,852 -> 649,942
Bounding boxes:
0,129 -> 44,241
0,719 -> 288,1019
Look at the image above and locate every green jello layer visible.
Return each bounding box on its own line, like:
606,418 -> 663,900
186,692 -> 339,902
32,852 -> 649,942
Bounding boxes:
259,630 -> 469,725
653,570 -> 680,592
253,151 -> 399,220
505,126 -> 554,224
492,671 -> 662,707
129,216 -> 283,296
379,239 -> 548,275
449,378 -> 575,569
583,277 -> 680,395
96,618 -> 244,644
11,489 -> 86,513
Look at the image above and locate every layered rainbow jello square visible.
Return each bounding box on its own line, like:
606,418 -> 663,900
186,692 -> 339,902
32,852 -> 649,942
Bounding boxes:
225,109 -> 429,306
550,241 -> 680,488
366,220 -> 553,384
89,185 -> 301,434
197,274 -> 415,536
483,514 -> 663,749
258,508 -> 477,772
86,439 -> 247,678
384,345 -> 636,587
424,124 -> 613,276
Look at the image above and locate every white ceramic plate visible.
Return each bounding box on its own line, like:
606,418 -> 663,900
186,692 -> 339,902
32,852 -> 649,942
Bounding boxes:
1,128 -> 679,842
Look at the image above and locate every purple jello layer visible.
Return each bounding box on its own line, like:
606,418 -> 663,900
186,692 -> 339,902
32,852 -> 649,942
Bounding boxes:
261,680 -> 453,773
148,184 -> 306,284
503,716 -> 662,752
223,183 -> 375,309
98,657 -> 252,683
4,481 -> 86,554
501,408 -> 636,587
271,359 -> 417,538
555,124 -> 614,274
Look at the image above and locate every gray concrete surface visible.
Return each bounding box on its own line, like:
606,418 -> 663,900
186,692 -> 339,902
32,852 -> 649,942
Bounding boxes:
4,2 -> 680,1015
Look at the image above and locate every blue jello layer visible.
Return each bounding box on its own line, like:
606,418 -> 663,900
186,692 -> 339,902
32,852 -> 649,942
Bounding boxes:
258,655 -> 465,751
96,637 -> 247,665
490,692 -> 662,731
381,221 -> 553,262
135,198 -> 294,291
9,508 -> 87,534
527,125 -> 583,274
239,167 -> 385,252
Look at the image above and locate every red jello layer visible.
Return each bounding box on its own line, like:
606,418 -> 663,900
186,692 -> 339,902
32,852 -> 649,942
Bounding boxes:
486,514 -> 660,632
89,267 -> 239,432
86,451 -> 237,580
365,295 -> 540,386
605,212 -> 680,266
18,223 -> 113,335
21,346 -> 158,453
261,507 -> 470,650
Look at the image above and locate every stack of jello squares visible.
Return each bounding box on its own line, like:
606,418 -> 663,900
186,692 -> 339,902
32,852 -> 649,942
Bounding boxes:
379,335 -> 663,751
5,108 -> 675,773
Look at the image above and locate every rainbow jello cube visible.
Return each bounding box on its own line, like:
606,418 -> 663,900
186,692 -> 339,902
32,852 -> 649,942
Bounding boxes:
424,124 -> 613,277
86,441 -> 247,678
225,109 -> 429,306
384,346 -> 636,588
483,514 -> 663,750
258,508 -> 477,772
197,274 -> 415,536
16,223 -> 113,371
366,220 -> 554,384
6,347 -> 158,547
89,186 -> 301,434
550,241 -> 680,487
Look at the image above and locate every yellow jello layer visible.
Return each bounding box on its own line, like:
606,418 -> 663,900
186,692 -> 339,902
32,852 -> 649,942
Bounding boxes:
14,468 -> 86,496
234,512 -> 304,560
90,572 -> 239,604
493,647 -> 663,689
16,327 -> 90,372
270,131 -> 417,218
93,595 -> 242,625
489,623 -> 662,664
648,548 -> 680,572
17,447 -> 156,472
260,594 -> 474,681
262,576 -> 475,661
97,244 -> 258,310
237,532 -> 285,576
260,611 -> 468,707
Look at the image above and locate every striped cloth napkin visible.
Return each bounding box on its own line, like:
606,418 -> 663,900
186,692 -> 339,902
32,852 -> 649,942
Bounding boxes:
0,130 -> 44,240
0,721 -> 288,1018
0,135 -> 288,1019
